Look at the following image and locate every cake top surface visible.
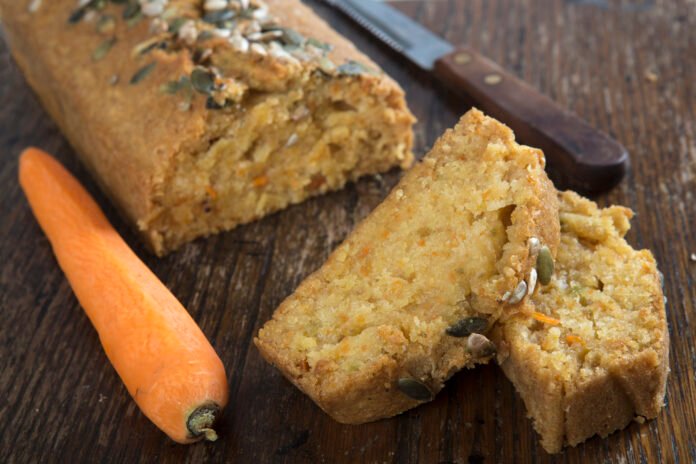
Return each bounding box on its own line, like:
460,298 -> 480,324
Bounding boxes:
12,0 -> 391,108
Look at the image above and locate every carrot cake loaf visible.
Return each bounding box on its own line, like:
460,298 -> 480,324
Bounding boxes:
256,109 -> 560,423
0,0 -> 415,255
494,191 -> 669,453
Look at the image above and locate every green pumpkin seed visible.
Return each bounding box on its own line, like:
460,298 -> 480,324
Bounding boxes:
160,80 -> 181,94
96,15 -> 116,34
168,17 -> 188,34
68,7 -> 87,23
122,1 -> 140,19
536,246 -> 554,285
446,317 -> 488,337
306,37 -> 333,52
396,378 -> 432,401
191,68 -> 216,94
130,62 -> 156,84
126,11 -> 143,28
92,37 -> 117,61
280,28 -> 305,47
337,60 -> 370,76
317,56 -> 336,75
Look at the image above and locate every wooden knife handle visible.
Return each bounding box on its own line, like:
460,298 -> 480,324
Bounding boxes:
434,46 -> 629,193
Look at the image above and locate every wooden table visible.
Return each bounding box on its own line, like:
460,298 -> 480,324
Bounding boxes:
1,1 -> 694,462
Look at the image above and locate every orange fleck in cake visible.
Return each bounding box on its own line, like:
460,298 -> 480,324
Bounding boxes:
494,191 -> 669,453
1,0 -> 414,255
255,109 -> 560,423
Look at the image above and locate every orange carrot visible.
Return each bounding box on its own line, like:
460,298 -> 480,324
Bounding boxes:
532,311 -> 561,326
566,334 -> 585,345
18,148 -> 228,444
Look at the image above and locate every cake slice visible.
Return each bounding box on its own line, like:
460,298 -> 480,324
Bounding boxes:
1,0 -> 414,255
494,191 -> 669,453
255,109 -> 560,423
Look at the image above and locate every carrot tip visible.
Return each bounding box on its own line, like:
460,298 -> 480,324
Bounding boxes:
187,403 -> 221,442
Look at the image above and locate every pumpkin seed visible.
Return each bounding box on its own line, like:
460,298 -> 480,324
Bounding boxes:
68,7 -> 87,24
306,37 -> 333,52
168,17 -> 188,34
466,333 -> 496,358
28,0 -> 42,13
125,11 -> 143,27
280,28 -> 305,47
446,317 -> 488,337
536,246 -> 554,285
202,9 -> 236,24
396,378 -> 432,401
507,280 -> 528,305
198,30 -> 215,41
122,1 -> 140,20
527,268 -> 538,296
317,56 -> 336,75
160,80 -> 182,94
92,37 -> 117,61
206,96 -> 230,109
129,62 -> 156,84
191,68 -> 216,94
96,15 -> 116,34
337,60 -> 371,76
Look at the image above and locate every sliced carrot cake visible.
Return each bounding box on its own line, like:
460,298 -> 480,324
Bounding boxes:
256,109 -> 560,423
494,191 -> 669,453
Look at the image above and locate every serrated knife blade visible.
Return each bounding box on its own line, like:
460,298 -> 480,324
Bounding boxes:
322,0 -> 453,70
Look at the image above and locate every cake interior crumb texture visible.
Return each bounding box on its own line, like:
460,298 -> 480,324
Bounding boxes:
256,109 -> 559,424
496,191 -> 669,453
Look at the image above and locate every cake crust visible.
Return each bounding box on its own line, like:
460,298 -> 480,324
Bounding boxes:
256,109 -> 560,423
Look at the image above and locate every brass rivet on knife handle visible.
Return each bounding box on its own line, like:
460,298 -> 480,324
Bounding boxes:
484,74 -> 502,85
454,52 -> 472,64
434,46 -> 629,193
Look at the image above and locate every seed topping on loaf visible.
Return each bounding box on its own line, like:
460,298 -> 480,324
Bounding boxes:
62,0 -> 377,110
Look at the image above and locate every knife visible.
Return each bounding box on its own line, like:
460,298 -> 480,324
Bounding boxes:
321,0 -> 629,192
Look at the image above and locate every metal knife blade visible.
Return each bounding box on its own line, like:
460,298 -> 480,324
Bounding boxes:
321,0 -> 630,192
322,0 -> 453,70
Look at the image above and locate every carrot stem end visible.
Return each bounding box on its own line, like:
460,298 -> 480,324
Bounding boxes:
186,403 -> 221,442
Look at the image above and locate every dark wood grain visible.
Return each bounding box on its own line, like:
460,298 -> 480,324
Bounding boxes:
435,46 -> 629,193
1,0 -> 695,463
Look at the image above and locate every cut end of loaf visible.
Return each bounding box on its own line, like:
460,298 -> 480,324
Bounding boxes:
256,109 -> 559,424
141,72 -> 414,255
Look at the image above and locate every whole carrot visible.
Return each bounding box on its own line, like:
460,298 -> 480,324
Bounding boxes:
18,148 -> 228,444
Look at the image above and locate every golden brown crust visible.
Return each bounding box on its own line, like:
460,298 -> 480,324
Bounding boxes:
494,191 -> 669,453
256,109 -> 560,424
1,0 -> 415,254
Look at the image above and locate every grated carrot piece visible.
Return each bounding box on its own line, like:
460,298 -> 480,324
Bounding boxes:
252,175 -> 269,187
566,334 -> 584,345
205,185 -> 218,200
532,311 -> 561,326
